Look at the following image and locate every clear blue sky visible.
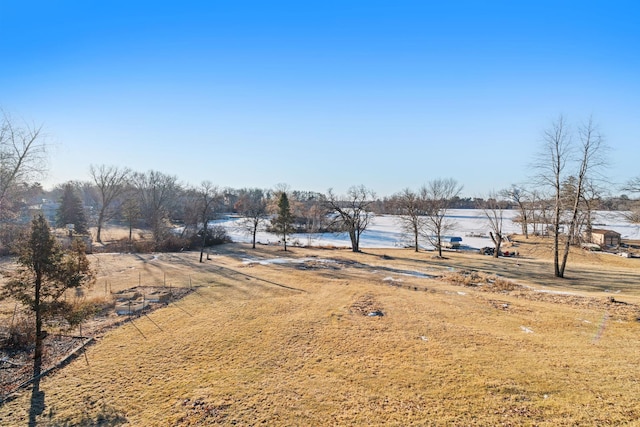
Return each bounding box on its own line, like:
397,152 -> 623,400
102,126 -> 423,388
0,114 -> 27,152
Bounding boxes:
1,1 -> 638,197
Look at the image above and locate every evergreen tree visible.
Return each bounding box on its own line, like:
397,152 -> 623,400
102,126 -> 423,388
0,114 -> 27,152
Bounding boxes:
56,183 -> 88,234
273,192 -> 293,251
1,215 -> 94,405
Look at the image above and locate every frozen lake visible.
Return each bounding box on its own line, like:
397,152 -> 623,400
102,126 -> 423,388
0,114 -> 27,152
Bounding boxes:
210,209 -> 640,250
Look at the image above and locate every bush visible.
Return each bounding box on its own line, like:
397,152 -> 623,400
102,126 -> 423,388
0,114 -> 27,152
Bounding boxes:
157,235 -> 191,252
0,223 -> 27,256
132,239 -> 157,253
190,226 -> 230,247
1,312 -> 36,350
63,296 -> 115,332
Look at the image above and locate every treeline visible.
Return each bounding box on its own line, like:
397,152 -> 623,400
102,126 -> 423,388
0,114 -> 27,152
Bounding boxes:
2,111 -> 640,262
1,165 -> 639,256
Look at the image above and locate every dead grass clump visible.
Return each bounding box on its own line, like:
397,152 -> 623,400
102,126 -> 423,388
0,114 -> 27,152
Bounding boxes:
94,237 -> 133,254
442,270 -> 518,292
491,276 -> 518,292
0,313 -> 35,350
349,293 -> 383,316
442,270 -> 488,286
132,239 -> 156,253
175,399 -> 230,425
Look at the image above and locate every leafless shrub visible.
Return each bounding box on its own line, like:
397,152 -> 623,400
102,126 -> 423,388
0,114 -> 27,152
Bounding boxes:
442,270 -> 517,291
1,312 -> 36,350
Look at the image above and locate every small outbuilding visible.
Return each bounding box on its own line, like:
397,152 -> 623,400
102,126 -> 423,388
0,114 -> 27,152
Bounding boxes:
585,229 -> 621,248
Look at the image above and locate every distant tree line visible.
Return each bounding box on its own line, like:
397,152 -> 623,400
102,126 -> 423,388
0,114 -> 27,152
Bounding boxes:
2,110 -> 640,266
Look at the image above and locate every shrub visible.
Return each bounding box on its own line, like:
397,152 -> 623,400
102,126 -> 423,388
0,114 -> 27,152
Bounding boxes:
1,312 -> 36,350
0,223 -> 27,256
189,226 -> 230,247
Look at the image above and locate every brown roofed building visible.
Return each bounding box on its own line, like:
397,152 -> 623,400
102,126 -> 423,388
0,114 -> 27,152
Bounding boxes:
585,229 -> 621,248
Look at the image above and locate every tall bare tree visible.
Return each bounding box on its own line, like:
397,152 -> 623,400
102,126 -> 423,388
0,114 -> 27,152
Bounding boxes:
120,196 -> 140,245
235,188 -> 268,249
422,178 -> 463,257
0,111 -> 47,220
507,185 -> 531,238
324,185 -> 375,252
535,115 -> 570,276
535,116 -> 607,278
395,188 -> 427,252
482,191 -> 508,258
132,170 -> 180,244
89,165 -> 132,243
193,181 -> 220,262
622,177 -> 640,225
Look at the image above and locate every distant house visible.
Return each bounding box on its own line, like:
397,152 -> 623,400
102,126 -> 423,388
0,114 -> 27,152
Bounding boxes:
25,199 -> 59,224
585,229 -> 621,247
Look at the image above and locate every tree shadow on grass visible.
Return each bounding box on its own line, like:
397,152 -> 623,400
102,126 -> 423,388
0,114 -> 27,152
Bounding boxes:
28,377 -> 44,427
43,405 -> 128,426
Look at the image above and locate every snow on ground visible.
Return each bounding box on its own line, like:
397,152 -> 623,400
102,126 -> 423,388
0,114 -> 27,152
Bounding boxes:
210,209 -> 640,250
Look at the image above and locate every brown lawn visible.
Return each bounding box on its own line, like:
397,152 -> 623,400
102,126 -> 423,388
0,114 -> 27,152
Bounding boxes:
1,236 -> 640,426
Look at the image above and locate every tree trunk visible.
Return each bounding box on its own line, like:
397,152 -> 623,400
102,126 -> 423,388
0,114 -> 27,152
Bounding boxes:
96,209 -> 105,243
31,270 -> 44,427
553,218 -> 562,277
199,222 -> 207,263
490,231 -> 502,258
252,227 -> 257,249
33,271 -> 43,380
283,227 -> 287,251
521,211 -> 528,238
349,229 -> 359,252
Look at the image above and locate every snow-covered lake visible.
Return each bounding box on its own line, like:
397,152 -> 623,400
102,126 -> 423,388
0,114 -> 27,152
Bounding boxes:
210,209 -> 640,250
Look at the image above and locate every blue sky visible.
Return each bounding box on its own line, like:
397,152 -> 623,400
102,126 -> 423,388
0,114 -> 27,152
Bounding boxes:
1,1 -> 638,197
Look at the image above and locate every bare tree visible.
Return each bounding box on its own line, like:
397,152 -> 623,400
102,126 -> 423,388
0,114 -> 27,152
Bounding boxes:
422,178 -> 463,257
624,177 -> 640,193
534,116 -> 607,278
535,115 -> 570,276
89,165 -> 132,243
395,188 -> 427,252
120,196 -> 140,245
132,170 -> 180,244
235,188 -> 268,249
482,191 -> 508,258
528,189 -> 546,236
193,181 -> 220,262
0,111 -> 47,220
507,185 -> 531,238
622,177 -> 640,225
576,179 -> 604,244
324,186 -> 375,252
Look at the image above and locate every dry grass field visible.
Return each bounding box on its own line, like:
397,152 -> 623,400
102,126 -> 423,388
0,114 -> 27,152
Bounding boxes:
1,236 -> 640,426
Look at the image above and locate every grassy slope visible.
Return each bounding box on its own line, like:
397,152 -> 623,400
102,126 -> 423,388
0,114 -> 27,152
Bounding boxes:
1,242 -> 640,426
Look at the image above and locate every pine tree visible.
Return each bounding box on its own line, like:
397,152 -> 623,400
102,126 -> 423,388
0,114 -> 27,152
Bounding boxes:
273,192 -> 293,251
56,183 -> 88,234
1,214 -> 94,389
